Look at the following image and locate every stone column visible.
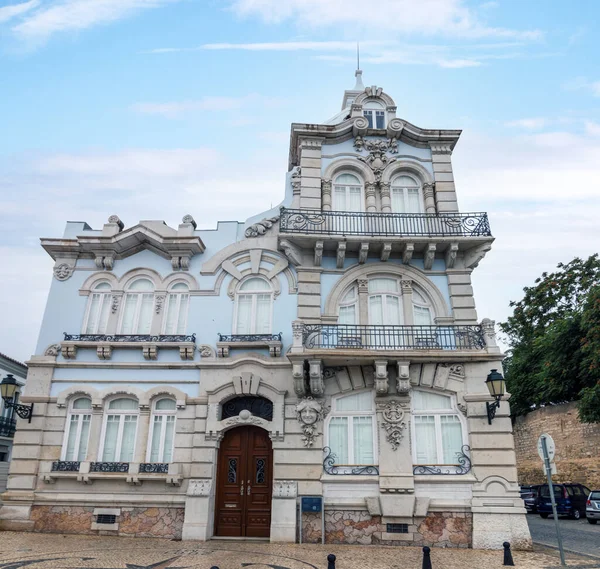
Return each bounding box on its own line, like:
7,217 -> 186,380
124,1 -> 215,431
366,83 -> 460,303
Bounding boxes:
380,182 -> 392,213
357,279 -> 369,325
423,183 -> 436,214
322,180 -> 332,212
365,182 -> 377,212
400,280 -> 414,325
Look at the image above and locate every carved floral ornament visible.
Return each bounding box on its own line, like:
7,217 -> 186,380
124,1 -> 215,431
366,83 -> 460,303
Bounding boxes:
53,263 -> 73,281
296,396 -> 325,447
378,399 -> 408,451
245,216 -> 280,238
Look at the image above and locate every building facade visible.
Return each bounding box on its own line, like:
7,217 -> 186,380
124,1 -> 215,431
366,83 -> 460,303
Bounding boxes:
0,352 -> 28,495
0,74 -> 531,549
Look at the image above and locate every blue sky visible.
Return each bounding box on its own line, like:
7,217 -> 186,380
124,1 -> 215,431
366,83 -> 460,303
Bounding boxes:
1,0 -> 600,361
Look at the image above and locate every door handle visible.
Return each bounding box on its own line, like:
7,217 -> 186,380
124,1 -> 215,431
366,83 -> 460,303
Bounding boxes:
240,480 -> 244,496
247,479 -> 252,495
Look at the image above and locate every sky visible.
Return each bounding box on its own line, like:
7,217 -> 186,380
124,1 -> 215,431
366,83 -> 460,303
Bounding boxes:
1,0 -> 600,363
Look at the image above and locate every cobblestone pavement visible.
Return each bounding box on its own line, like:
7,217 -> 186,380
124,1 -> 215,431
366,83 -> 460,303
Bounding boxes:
0,532 -> 597,569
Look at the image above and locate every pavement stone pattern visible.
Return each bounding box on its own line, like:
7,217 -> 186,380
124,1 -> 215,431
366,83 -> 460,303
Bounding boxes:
0,531 -> 595,569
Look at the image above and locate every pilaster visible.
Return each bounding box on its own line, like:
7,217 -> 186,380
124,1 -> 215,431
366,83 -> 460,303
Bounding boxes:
447,270 -> 479,323
298,138 -> 324,210
429,143 -> 459,212
297,269 -> 322,323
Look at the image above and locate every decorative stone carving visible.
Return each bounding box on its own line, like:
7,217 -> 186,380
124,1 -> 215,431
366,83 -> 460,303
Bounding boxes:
445,242 -> 459,269
108,214 -> 125,230
314,241 -> 323,266
273,480 -> 298,498
95,255 -> 114,270
449,364 -> 465,380
424,243 -> 437,270
374,360 -> 389,395
357,139 -> 398,182
293,362 -> 306,396
172,255 -> 191,271
279,239 -> 302,266
154,295 -> 165,314
291,167 -> 301,192
62,345 -> 77,359
464,242 -> 492,269
44,344 -> 61,356
358,242 -> 369,264
481,318 -> 498,349
187,479 -> 212,496
296,397 -> 324,447
381,242 -> 392,262
336,241 -> 346,269
182,214 -> 197,228
198,345 -> 214,358
223,410 -> 264,427
378,399 -> 407,451
53,263 -> 73,281
400,279 -> 412,293
142,345 -> 158,360
245,216 -> 280,238
96,345 -> 112,360
402,243 -> 414,265
423,182 -> 437,214
321,179 -> 332,211
353,135 -> 364,151
357,279 -> 369,294
309,359 -> 324,396
457,402 -> 467,416
396,363 -> 411,394
179,346 -> 195,360
111,295 -> 121,314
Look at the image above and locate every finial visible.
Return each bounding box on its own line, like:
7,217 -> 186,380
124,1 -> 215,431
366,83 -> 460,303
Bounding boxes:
353,42 -> 364,90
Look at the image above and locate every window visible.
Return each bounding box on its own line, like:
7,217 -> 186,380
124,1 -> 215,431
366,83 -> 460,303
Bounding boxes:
412,391 -> 464,465
119,278 -> 154,334
333,173 -> 363,212
363,100 -> 385,129
369,278 -> 402,325
391,175 -> 422,213
338,286 -> 358,325
148,398 -> 176,463
100,398 -> 139,462
235,278 -> 273,335
163,283 -> 189,335
327,392 -> 377,469
413,289 -> 433,325
83,282 -> 111,334
62,397 -> 92,461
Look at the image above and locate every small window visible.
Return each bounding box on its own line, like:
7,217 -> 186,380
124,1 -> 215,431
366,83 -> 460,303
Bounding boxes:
96,514 -> 116,525
62,397 -> 92,462
163,282 -> 189,335
83,282 -> 112,334
363,100 -> 385,129
386,523 -> 408,534
120,278 -> 154,335
235,278 -> 273,335
333,173 -> 363,212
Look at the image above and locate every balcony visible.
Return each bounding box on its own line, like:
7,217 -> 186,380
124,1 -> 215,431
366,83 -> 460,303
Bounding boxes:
217,333 -> 283,358
0,416 -> 16,437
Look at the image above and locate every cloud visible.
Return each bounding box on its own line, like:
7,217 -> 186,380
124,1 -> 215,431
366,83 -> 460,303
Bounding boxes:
11,0 -> 179,42
563,77 -> 600,97
227,0 -> 542,39
505,118 -> 547,129
0,0 -> 38,24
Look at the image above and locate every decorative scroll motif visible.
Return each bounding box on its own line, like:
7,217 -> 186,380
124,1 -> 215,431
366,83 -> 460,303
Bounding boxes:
89,462 -> 129,473
296,397 -> 324,447
44,344 -> 61,356
198,345 -> 215,358
323,447 -> 379,476
182,214 -> 197,228
256,459 -> 266,484
323,366 -> 345,380
155,295 -> 165,314
301,323 -> 486,350
139,463 -> 169,473
217,333 -> 282,343
279,208 -> 492,237
63,333 -> 196,343
245,216 -> 280,238
53,263 -> 73,281
228,458 -> 237,483
378,400 -> 407,451
111,295 -> 121,314
413,445 -> 472,475
51,461 -> 81,472
221,396 -> 273,421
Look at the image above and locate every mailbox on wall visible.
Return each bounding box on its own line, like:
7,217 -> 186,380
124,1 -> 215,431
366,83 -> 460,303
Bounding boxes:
301,496 -> 322,513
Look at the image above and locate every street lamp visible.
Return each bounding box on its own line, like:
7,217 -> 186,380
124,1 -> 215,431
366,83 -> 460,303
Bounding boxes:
485,368 -> 506,425
0,374 -> 33,423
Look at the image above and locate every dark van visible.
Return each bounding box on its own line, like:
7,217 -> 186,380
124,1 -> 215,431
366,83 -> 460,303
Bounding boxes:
537,483 -> 591,520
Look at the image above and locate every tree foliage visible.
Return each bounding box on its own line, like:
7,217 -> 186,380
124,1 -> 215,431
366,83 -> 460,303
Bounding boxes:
500,254 -> 600,423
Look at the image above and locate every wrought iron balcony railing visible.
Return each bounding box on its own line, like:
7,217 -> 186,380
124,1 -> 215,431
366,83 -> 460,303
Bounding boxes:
51,460 -> 80,472
279,208 -> 491,237
63,333 -> 196,342
217,333 -> 282,343
0,416 -> 17,437
302,324 -> 486,350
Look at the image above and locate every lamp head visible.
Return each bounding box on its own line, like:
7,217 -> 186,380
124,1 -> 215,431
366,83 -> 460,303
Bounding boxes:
0,374 -> 19,402
485,369 -> 506,399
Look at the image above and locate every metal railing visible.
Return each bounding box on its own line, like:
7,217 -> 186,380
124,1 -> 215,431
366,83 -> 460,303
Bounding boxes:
51,461 -> 80,472
279,208 -> 491,237
0,416 -> 16,437
63,333 -> 196,342
217,333 -> 282,342
302,324 -> 486,350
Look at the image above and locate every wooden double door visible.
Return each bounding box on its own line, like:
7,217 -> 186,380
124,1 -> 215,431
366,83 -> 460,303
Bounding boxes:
214,426 -> 273,537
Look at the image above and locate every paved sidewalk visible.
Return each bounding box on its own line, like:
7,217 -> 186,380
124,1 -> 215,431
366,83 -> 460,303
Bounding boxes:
0,532 -> 596,569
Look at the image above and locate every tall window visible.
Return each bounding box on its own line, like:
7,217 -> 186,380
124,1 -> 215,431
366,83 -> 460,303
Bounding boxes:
333,173 -> 363,212
391,175 -> 422,213
412,391 -> 464,465
368,278 -> 403,325
327,392 -> 376,469
120,278 -> 154,334
235,278 -> 272,335
363,100 -> 385,129
83,282 -> 111,334
338,286 -> 358,325
148,398 -> 176,463
62,397 -> 92,461
100,398 -> 139,462
163,283 -> 189,335
413,289 -> 433,325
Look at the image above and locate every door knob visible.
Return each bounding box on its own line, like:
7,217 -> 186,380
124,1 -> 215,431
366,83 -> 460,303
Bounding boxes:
240,480 -> 244,496
247,479 -> 252,495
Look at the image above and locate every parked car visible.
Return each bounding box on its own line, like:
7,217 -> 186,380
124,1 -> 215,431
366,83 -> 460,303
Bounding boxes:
520,485 -> 541,513
586,490 -> 600,524
537,483 -> 591,520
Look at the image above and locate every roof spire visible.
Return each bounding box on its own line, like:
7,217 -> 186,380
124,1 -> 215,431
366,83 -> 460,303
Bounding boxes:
354,42 -> 364,90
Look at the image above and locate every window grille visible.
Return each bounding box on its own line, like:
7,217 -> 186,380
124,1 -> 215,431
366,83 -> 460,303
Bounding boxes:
96,514 -> 117,525
386,523 -> 408,533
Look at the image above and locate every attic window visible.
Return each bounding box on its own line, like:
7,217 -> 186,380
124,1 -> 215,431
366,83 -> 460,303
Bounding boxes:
363,100 -> 385,129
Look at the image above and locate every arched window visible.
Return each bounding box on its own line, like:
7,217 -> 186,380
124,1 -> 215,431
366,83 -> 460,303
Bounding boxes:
100,398 -> 139,462
235,277 -> 272,335
83,282 -> 111,334
368,278 -> 402,325
327,391 -> 377,471
62,397 -> 92,461
391,174 -> 422,213
148,398 -> 176,463
413,289 -> 433,325
338,285 -> 358,325
363,100 -> 385,129
333,173 -> 363,212
120,278 -> 154,334
163,283 -> 189,335
412,390 -> 465,465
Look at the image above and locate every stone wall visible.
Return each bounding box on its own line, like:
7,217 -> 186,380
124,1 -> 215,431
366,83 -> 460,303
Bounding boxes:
30,506 -> 184,539
302,510 -> 471,547
513,402 -> 600,488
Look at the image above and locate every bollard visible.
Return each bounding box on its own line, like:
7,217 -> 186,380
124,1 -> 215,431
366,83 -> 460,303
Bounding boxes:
327,554 -> 336,569
503,542 -> 515,566
422,546 -> 432,569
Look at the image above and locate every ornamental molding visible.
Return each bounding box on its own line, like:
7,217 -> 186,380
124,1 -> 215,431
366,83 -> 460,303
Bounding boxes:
245,216 -> 280,238
53,263 -> 74,281
279,239 -> 302,266
296,396 -> 324,447
198,345 -> 216,358
154,295 -> 165,314
378,399 -> 408,451
357,139 -> 399,182
187,479 -> 212,496
44,343 -> 61,356
273,480 -> 298,498
111,294 -> 121,314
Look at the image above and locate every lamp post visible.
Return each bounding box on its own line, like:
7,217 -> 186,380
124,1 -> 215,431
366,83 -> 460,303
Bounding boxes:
485,368 -> 506,425
0,374 -> 33,423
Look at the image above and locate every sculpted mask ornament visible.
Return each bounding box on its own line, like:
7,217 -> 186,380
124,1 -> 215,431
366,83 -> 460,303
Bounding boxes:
296,396 -> 324,447
53,263 -> 73,281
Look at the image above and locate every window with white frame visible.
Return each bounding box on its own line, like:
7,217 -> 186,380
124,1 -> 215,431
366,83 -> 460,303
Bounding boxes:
412,390 -> 464,465
235,277 -> 273,335
368,278 -> 403,325
333,173 -> 363,212
83,282 -> 112,334
391,175 -> 422,213
413,289 -> 433,325
100,398 -> 139,462
363,100 -> 385,129
163,283 -> 189,335
327,391 -> 377,469
62,397 -> 92,461
148,398 -> 176,463
338,285 -> 358,324
119,278 -> 154,334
